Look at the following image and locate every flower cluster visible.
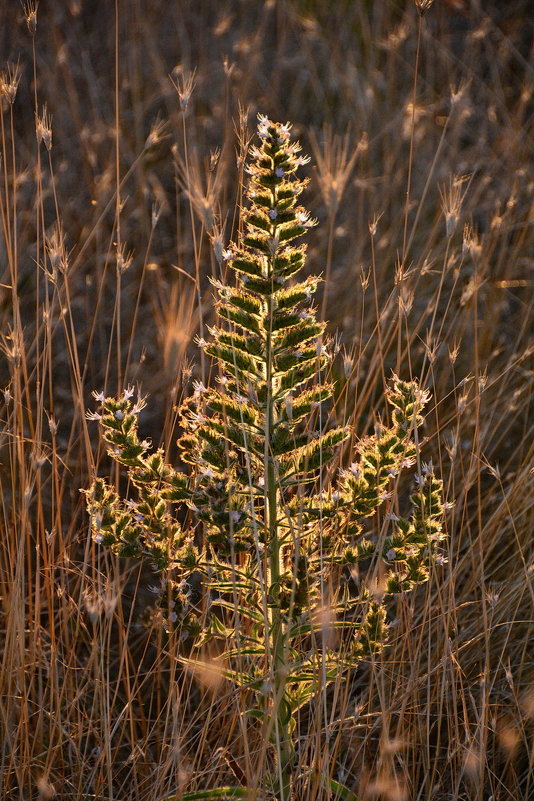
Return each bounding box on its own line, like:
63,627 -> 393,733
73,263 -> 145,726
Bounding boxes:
84,116 -> 448,798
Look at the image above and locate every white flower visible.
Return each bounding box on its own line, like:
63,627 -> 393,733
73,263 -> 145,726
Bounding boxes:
123,385 -> 135,400
257,114 -> 270,138
230,510 -> 242,524
131,395 -> 147,415
222,248 -> 233,261
275,167 -> 285,178
85,411 -> 102,422
386,549 -> 397,561
435,555 -> 448,566
114,410 -> 124,420
268,209 -> 278,220
332,491 -> 341,503
415,387 -> 431,406
92,390 -> 105,403
93,532 -> 104,544
168,611 -> 178,623
257,476 -> 265,488
386,512 -> 400,522
277,123 -> 291,142
295,210 -> 317,228
193,380 -> 207,394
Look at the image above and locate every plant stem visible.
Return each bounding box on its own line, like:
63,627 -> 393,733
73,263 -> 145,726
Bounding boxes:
265,241 -> 292,801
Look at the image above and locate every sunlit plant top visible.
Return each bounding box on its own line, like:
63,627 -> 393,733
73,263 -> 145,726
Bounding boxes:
85,115 -> 447,801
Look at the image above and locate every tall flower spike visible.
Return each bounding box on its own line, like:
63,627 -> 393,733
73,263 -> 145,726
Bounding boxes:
85,116 -> 448,801
179,115 -> 349,525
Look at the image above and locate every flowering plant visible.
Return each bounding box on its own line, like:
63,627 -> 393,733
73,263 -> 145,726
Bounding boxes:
84,116 -> 446,801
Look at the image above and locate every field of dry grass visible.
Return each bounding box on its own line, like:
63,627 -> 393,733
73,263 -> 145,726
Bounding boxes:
0,1 -> 533,799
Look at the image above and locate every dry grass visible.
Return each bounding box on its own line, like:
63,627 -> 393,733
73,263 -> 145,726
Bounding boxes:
0,1 -> 533,799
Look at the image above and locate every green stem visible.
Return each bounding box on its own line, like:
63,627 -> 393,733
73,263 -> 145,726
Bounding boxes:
265,233 -> 293,801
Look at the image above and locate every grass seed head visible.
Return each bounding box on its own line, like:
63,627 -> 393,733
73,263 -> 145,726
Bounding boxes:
23,1 -> 38,34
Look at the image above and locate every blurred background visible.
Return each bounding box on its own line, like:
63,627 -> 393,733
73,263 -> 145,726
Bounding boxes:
0,1 -> 533,799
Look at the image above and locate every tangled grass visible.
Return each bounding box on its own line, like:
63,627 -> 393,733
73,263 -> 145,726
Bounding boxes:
0,1 -> 533,799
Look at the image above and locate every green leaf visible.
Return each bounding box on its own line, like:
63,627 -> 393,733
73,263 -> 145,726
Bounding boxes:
289,620 -> 361,638
210,598 -> 264,624
222,646 -> 266,658
289,427 -> 350,473
207,393 -> 259,427
326,778 -> 359,801
213,330 -> 263,358
246,211 -> 272,233
276,276 -> 318,309
270,311 -> 303,332
278,383 -> 332,424
243,233 -> 271,255
275,324 -> 325,357
209,614 -> 231,639
163,787 -> 255,801
275,346 -> 317,374
278,223 -> 306,244
205,343 -> 258,377
200,419 -> 263,458
227,290 -> 262,316
240,276 -> 275,296
242,708 -> 266,722
231,253 -> 265,279
218,305 -> 262,335
278,357 -> 326,394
